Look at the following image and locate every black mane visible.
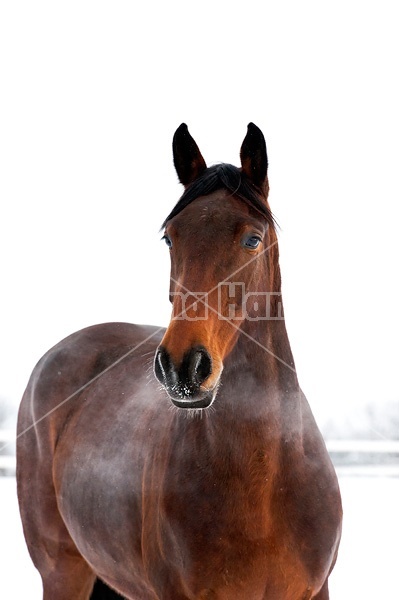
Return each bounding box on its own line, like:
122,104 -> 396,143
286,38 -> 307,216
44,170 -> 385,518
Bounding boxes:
162,163 -> 275,229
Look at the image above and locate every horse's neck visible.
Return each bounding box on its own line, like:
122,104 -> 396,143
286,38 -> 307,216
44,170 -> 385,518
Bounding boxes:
219,316 -> 303,438
235,255 -> 297,384
231,316 -> 298,388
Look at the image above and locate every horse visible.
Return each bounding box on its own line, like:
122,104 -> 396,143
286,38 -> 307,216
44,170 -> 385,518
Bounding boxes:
17,123 -> 342,600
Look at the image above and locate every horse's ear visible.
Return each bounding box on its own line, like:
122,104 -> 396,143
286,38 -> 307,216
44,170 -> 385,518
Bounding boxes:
240,123 -> 268,189
173,123 -> 207,187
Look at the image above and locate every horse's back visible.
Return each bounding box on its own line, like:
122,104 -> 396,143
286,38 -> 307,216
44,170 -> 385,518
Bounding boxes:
16,322 -> 164,597
17,320 -> 165,478
18,322 -> 163,426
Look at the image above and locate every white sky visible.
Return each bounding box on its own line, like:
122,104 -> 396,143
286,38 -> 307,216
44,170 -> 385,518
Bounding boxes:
1,1 -> 398,428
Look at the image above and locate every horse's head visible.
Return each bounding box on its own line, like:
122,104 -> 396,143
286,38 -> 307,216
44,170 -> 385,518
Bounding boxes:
154,123 -> 280,409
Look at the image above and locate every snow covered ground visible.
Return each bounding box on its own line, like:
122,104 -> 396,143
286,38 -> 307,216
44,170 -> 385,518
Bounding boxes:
1,474 -> 398,598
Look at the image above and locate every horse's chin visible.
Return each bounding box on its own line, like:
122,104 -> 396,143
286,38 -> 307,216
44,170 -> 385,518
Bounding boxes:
170,388 -> 217,410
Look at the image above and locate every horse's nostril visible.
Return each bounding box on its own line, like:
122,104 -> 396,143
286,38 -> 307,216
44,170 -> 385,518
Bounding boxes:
155,345 -> 212,400
189,348 -> 212,387
154,347 -> 175,387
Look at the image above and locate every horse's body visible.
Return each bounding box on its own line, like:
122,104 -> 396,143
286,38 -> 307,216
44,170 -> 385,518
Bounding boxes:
17,124 -> 342,599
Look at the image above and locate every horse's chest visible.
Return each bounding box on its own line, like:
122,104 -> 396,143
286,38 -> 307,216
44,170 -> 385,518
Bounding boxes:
57,444 -> 327,600
144,483 -> 312,600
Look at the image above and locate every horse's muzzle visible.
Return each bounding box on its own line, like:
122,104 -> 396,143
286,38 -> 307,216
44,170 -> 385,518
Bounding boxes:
154,345 -> 216,409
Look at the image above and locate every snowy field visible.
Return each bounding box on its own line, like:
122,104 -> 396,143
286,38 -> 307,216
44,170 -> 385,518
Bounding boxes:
1,475 -> 398,598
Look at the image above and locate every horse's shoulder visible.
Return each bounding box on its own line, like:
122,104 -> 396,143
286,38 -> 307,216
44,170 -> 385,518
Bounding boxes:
35,322 -> 162,368
56,321 -> 164,350
21,322 -> 164,414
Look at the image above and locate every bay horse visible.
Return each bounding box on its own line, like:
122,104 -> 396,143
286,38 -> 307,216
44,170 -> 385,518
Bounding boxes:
17,123 -> 342,600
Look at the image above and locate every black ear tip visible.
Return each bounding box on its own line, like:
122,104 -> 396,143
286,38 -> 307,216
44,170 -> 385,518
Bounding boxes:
247,122 -> 263,137
175,123 -> 188,135
173,123 -> 190,146
240,122 -> 268,185
172,123 -> 207,186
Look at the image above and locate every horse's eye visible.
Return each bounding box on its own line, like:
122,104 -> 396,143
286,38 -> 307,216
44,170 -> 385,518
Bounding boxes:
162,235 -> 172,248
243,235 -> 262,249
